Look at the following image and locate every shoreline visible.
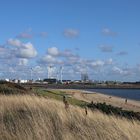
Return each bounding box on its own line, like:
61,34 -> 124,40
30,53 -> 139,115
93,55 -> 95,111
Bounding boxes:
24,83 -> 140,89
55,89 -> 140,112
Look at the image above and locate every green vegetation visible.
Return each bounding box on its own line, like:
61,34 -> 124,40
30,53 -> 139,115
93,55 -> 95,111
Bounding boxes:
33,88 -> 87,107
0,95 -> 140,140
1,82 -> 140,121
0,81 -> 27,95
87,102 -> 140,121
0,82 -> 140,139
33,88 -> 140,121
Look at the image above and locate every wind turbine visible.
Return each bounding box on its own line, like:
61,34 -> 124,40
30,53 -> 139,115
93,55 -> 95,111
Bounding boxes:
30,67 -> 33,81
60,66 -> 63,83
47,65 -> 54,79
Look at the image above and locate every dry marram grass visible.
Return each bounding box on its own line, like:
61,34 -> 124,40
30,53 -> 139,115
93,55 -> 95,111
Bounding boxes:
0,95 -> 140,140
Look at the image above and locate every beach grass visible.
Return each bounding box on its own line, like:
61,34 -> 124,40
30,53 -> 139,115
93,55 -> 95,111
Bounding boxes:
33,88 -> 87,107
0,95 -> 140,140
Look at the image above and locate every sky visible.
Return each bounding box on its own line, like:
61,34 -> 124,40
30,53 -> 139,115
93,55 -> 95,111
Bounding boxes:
0,0 -> 140,81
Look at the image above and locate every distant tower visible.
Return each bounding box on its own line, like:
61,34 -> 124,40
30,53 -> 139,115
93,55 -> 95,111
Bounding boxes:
60,66 -> 63,83
47,66 -> 52,79
30,68 -> 33,80
81,73 -> 89,82
47,65 -> 56,79
56,71 -> 59,81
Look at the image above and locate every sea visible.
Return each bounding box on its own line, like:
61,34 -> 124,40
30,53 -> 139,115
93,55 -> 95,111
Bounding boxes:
86,89 -> 140,101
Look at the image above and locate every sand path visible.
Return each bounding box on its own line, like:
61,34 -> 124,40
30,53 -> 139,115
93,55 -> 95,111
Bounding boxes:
57,89 -> 140,112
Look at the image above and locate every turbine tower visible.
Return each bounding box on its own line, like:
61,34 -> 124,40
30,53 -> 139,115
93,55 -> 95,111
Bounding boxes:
47,66 -> 50,79
47,65 -> 53,79
60,66 -> 63,83
30,68 -> 33,80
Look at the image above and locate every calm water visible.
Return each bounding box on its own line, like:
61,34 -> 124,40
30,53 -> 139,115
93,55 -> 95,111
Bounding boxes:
86,89 -> 140,101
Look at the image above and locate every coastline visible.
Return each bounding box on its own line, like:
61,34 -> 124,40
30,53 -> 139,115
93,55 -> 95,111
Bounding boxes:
24,83 -> 140,89
56,89 -> 140,112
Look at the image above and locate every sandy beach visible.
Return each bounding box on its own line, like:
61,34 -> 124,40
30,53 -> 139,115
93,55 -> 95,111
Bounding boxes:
57,89 -> 140,112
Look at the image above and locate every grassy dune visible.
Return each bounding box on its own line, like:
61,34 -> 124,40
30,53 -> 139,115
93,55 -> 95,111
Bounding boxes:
0,81 -> 28,95
0,95 -> 140,140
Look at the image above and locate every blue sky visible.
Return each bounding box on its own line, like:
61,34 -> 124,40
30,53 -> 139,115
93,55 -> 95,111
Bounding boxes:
0,0 -> 140,81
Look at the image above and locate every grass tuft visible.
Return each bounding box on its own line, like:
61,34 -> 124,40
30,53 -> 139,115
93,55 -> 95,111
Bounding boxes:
0,95 -> 140,140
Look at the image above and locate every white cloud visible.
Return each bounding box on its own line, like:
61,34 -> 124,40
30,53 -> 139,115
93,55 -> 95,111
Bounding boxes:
3,36 -> 138,81
9,67 -> 16,73
33,66 -> 44,74
117,51 -> 128,56
112,66 -> 132,76
40,47 -> 80,66
91,60 -> 105,67
39,47 -> 115,80
0,47 -> 8,58
16,42 -> 37,58
61,50 -> 78,58
67,55 -> 80,64
102,28 -> 117,37
0,46 -> 13,59
105,58 -> 113,65
18,58 -> 28,66
74,65 -> 87,74
98,44 -> 113,52
112,66 -> 123,74
0,46 -> 5,51
63,29 -> 79,38
7,38 -> 22,47
47,47 -> 59,56
7,39 -> 37,59
17,32 -> 32,39
41,54 -> 57,64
